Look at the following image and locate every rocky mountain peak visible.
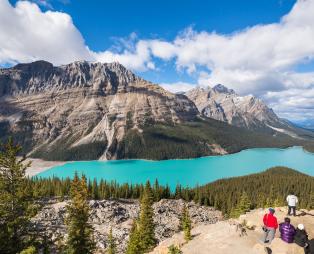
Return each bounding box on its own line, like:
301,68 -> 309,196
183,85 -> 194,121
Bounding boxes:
187,86 -> 210,94
186,83 -> 283,130
0,60 -> 144,96
13,60 -> 54,73
212,84 -> 235,95
61,61 -> 136,81
60,60 -> 140,85
0,60 -> 199,160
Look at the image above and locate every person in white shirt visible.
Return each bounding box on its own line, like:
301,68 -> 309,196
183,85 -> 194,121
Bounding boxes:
286,193 -> 298,216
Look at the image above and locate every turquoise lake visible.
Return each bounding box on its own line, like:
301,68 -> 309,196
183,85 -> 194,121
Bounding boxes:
37,147 -> 314,189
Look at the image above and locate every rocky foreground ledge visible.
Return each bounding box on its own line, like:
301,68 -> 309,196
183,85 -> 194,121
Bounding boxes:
31,199 -> 222,253
151,207 -> 314,254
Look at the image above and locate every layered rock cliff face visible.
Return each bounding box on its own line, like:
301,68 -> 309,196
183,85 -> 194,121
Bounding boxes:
186,85 -> 282,130
0,61 -> 309,160
0,61 -> 198,159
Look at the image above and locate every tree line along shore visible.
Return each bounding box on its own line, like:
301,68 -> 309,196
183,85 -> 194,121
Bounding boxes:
1,139 -> 314,253
29,166 -> 314,217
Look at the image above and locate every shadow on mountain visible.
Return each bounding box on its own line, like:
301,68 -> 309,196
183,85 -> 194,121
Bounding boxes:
0,98 -> 35,154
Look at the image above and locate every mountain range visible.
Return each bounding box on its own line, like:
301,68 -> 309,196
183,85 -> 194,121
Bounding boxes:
0,60 -> 313,160
292,119 -> 314,131
185,85 -> 311,138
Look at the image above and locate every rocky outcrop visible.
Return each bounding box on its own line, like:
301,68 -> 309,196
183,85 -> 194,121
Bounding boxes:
0,61 -> 198,160
186,85 -> 282,130
151,207 -> 314,254
186,85 -> 314,139
31,199 -> 222,254
0,61 -> 309,161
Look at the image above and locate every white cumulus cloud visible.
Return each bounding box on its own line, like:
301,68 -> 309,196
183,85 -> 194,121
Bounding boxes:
160,81 -> 197,93
1,0 -> 314,119
0,0 -> 91,65
91,40 -> 154,71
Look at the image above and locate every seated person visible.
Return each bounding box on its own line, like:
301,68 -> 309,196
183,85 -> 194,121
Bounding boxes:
262,208 -> 278,244
279,217 -> 296,243
294,224 -> 311,254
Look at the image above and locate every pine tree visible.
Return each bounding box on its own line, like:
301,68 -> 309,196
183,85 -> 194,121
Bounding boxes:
153,179 -> 160,201
256,193 -> 266,208
308,192 -> 314,210
239,192 -> 251,212
126,220 -> 141,254
230,192 -> 251,218
265,197 -> 273,208
65,174 -> 95,254
107,227 -> 116,254
229,207 -> 237,218
175,184 -> 182,199
193,185 -> 199,203
0,138 -> 34,254
138,181 -> 156,252
126,181 -> 156,254
92,179 -> 99,200
273,197 -> 283,207
180,205 -> 192,241
19,246 -> 37,254
168,244 -> 182,254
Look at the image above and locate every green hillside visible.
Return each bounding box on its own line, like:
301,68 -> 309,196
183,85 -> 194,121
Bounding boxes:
29,167 -> 314,217
116,118 -> 305,160
193,167 -> 314,216
2,117 -> 312,161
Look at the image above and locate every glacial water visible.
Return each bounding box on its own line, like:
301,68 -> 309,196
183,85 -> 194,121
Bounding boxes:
36,147 -> 314,189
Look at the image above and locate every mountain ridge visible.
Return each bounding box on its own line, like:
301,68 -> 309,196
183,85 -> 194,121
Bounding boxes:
186,85 -> 282,130
0,60 -> 199,159
0,60 -> 312,160
185,84 -> 314,141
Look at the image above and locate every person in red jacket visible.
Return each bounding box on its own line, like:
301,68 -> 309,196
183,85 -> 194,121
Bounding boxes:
262,208 -> 278,243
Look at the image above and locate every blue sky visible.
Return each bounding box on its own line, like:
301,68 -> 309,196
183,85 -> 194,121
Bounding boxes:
2,0 -> 314,120
8,0 -> 297,83
32,0 -> 295,49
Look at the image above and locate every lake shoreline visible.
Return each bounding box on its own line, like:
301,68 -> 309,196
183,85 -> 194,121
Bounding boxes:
27,146 -> 314,190
25,158 -> 68,177
25,145 -> 311,177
